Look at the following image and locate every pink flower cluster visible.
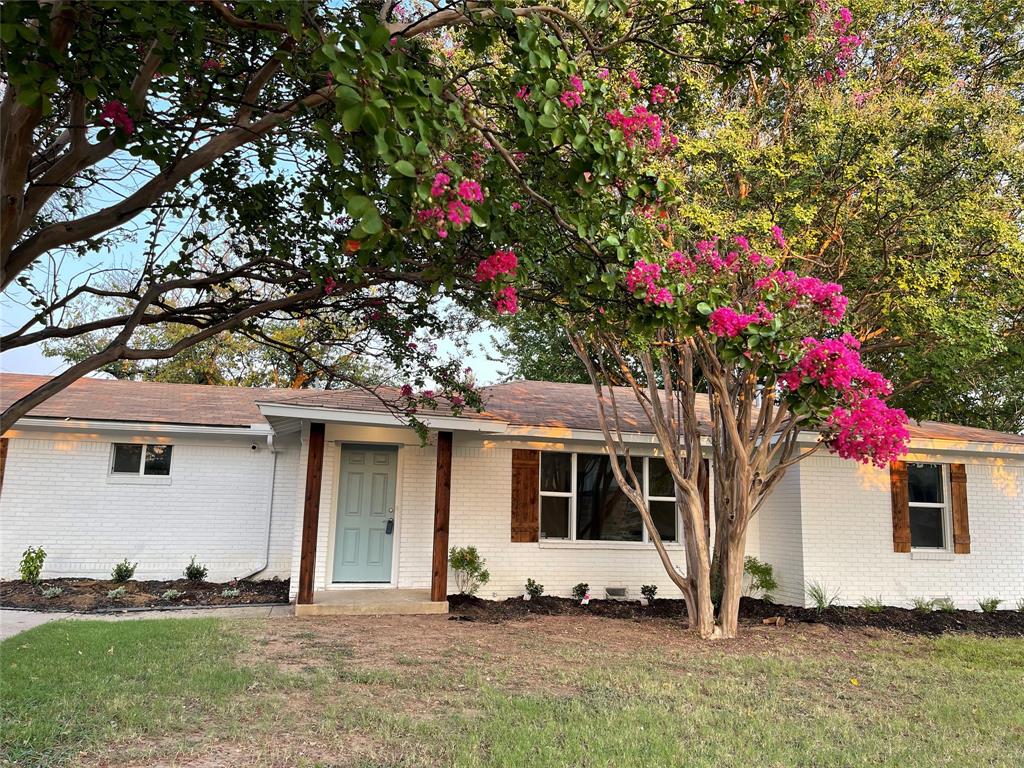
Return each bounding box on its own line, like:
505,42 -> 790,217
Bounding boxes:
817,5 -> 861,83
826,397 -> 910,468
649,84 -> 673,104
417,172 -> 485,239
495,285 -> 518,314
475,249 -> 518,283
707,304 -> 774,337
755,271 -> 848,325
778,335 -> 891,397
606,107 -> 664,150
625,260 -> 672,305
560,76 -> 585,109
98,100 -> 133,135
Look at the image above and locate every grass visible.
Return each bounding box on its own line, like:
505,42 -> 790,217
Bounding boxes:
2,616 -> 1023,767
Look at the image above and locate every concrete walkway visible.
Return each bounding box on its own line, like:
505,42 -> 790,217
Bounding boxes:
0,604 -> 293,641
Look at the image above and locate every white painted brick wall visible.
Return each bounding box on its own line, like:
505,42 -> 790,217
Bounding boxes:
797,454 -> 1024,609
755,464 -> 804,605
0,431 -> 299,582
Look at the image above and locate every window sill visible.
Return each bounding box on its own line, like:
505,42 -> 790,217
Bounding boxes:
538,539 -> 684,551
910,549 -> 955,561
106,475 -> 172,486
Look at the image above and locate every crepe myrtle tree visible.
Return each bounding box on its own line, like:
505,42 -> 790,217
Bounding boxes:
0,0 -> 809,433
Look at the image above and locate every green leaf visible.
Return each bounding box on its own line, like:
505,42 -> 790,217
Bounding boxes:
697,302 -> 713,316
393,160 -> 416,177
347,196 -> 372,218
538,114 -> 558,129
342,105 -> 363,132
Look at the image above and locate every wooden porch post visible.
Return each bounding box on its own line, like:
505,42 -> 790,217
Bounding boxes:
430,431 -> 453,602
297,422 -> 326,605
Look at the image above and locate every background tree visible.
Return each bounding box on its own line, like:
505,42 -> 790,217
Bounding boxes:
1,0 -> 806,432
493,0 -> 1024,432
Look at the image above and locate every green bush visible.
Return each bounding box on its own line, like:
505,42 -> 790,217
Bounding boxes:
743,556 -> 778,602
183,556 -> 208,582
41,586 -> 63,599
162,589 -> 184,600
110,559 -> 137,583
911,597 -> 934,613
19,546 -> 46,584
933,597 -> 957,613
524,578 -> 544,599
220,588 -> 241,598
449,546 -> 489,595
978,597 -> 1001,614
640,584 -> 657,602
572,582 -> 590,601
859,596 -> 884,613
806,581 -> 840,612
107,586 -> 127,599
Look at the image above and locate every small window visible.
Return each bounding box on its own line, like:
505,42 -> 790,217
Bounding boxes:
908,463 -> 948,549
111,443 -> 173,476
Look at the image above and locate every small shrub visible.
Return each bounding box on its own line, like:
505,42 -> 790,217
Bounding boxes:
110,559 -> 137,583
183,555 -> 208,582
524,578 -> 544,599
978,597 -> 1001,614
19,546 -> 46,584
806,580 -> 840,612
859,596 -> 884,613
911,597 -> 934,613
449,546 -> 489,595
220,588 -> 241,598
107,586 -> 127,599
933,597 -> 957,613
161,589 -> 183,600
572,582 -> 589,601
41,586 -> 63,599
744,556 -> 779,602
640,584 -> 658,602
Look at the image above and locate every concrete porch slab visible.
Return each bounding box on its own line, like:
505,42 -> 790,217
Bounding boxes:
294,588 -> 448,617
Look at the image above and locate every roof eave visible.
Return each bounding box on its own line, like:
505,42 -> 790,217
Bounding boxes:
256,401 -> 509,434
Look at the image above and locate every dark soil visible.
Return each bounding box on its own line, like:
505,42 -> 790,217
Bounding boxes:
447,594 -> 1024,637
0,577 -> 289,613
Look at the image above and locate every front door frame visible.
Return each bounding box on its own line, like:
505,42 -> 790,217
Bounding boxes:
325,442 -> 403,589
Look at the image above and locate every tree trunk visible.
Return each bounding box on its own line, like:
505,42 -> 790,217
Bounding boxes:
716,527 -> 748,638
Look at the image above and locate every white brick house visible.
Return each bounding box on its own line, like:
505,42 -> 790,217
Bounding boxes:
1,373 -> 1021,612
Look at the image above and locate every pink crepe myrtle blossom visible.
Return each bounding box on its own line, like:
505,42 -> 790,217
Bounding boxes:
606,107 -> 664,150
707,306 -> 771,338
650,84 -> 672,104
202,58 -> 222,70
779,335 -> 892,399
400,384 -> 414,398
826,397 -> 910,468
430,172 -> 451,197
511,201 -> 522,211
449,394 -> 465,407
446,199 -> 472,225
560,75 -> 585,109
323,277 -> 338,295
626,69 -> 642,89
515,85 -> 530,100
495,285 -> 518,314
457,179 -> 484,202
98,100 -> 133,135
475,249 -> 518,283
597,68 -> 610,80
770,225 -> 787,250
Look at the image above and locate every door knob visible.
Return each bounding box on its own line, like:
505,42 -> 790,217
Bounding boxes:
386,518 -> 394,535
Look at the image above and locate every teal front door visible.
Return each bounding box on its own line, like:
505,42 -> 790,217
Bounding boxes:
332,445 -> 398,583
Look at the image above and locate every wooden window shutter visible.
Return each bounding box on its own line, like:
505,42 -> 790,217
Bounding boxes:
890,460 -> 911,553
510,449 -> 539,542
950,463 -> 971,554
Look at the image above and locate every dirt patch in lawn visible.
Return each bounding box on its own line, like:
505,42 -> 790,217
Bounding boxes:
0,577 -> 289,612
448,594 -> 1024,637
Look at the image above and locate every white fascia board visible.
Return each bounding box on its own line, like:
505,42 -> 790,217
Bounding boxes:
793,430 -> 1024,459
256,402 -> 509,433
8,416 -> 272,438
501,424 -> 711,446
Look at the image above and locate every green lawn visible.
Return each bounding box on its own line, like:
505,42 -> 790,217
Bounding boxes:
2,616 -> 1023,767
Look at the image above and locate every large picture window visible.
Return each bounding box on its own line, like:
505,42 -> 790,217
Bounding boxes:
907,462 -> 949,549
538,452 -> 680,543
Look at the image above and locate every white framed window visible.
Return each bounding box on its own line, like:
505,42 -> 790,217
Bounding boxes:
110,443 -> 173,477
907,462 -> 950,550
538,451 -> 679,543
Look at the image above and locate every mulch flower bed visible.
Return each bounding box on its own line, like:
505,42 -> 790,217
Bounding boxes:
448,594 -> 1024,637
0,577 -> 290,613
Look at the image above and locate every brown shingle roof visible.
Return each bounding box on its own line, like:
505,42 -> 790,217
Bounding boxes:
3,372 -> 1023,447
